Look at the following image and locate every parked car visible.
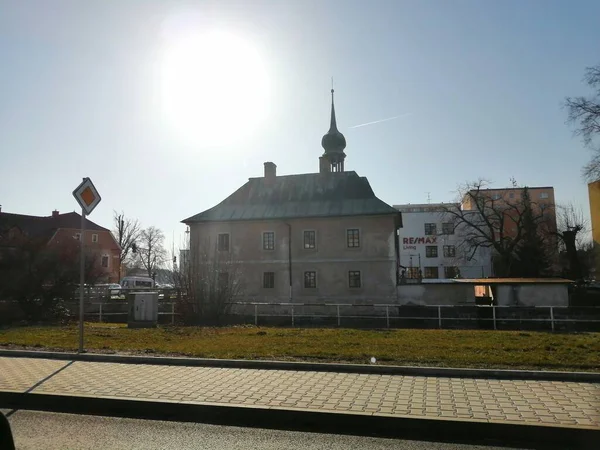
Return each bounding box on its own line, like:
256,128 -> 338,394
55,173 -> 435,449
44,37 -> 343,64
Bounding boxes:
120,276 -> 155,289
94,283 -> 122,297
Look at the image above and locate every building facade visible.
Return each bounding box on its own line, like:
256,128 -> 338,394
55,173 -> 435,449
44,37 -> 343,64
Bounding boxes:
589,180 -> 600,280
394,203 -> 493,280
0,210 -> 121,282
182,90 -> 402,303
462,186 -> 558,239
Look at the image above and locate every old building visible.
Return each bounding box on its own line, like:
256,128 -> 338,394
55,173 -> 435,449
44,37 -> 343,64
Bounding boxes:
394,203 -> 493,280
0,209 -> 121,282
182,90 -> 402,303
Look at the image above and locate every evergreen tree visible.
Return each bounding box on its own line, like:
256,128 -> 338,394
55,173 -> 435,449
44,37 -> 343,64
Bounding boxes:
513,188 -> 550,277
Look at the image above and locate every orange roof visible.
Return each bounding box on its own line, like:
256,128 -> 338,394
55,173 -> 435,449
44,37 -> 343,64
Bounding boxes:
454,278 -> 572,284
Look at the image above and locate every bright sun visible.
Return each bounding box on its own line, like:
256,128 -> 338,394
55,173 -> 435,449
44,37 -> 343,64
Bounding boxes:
161,30 -> 269,147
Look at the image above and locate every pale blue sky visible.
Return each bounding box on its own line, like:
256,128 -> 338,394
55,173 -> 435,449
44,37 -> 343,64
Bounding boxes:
1,0 -> 598,251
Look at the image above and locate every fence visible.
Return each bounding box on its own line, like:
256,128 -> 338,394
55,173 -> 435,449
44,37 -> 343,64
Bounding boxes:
86,301 -> 179,325
223,302 -> 600,332
2,293 -> 599,331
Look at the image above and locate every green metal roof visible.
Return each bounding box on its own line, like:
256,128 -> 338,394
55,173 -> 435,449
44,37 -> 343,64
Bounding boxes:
182,171 -> 401,224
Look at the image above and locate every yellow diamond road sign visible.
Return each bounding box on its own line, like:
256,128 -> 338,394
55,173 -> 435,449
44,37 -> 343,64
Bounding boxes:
73,177 -> 101,215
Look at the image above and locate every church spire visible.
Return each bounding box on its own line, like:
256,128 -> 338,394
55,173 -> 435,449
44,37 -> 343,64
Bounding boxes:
320,84 -> 347,173
329,88 -> 338,131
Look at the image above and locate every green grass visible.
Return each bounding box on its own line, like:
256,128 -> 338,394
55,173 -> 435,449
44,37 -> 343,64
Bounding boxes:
1,324 -> 599,372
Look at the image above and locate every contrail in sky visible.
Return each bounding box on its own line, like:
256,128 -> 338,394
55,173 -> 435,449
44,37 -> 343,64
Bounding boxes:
349,112 -> 413,129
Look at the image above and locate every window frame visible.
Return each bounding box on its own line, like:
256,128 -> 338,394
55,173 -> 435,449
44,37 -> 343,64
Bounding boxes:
348,271 -> 362,288
443,245 -> 456,258
425,246 -> 438,258
423,266 -> 439,279
441,223 -> 454,235
444,266 -> 458,278
304,271 -> 317,288
92,233 -> 98,243
217,233 -> 230,252
262,231 -> 275,251
346,228 -> 360,248
263,271 -> 275,289
218,272 -> 229,290
303,230 -> 316,249
540,192 -> 549,199
101,255 -> 109,268
424,223 -> 437,236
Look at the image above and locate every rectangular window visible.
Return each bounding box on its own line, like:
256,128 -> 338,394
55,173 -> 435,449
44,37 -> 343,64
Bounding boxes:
262,231 -> 275,250
424,223 -> 437,235
346,229 -> 360,248
443,245 -> 456,257
303,230 -> 316,249
348,271 -> 361,288
509,192 -> 515,199
304,271 -> 317,288
218,272 -> 229,289
423,266 -> 439,279
217,233 -> 230,252
101,255 -> 109,268
263,272 -> 275,289
442,223 -> 454,235
540,192 -> 549,199
92,234 -> 98,243
425,246 -> 438,258
406,267 -> 420,279
491,193 -> 501,200
444,266 -> 459,278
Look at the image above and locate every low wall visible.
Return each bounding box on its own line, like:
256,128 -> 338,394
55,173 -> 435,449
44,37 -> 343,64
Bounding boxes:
496,285 -> 569,307
396,283 -> 475,306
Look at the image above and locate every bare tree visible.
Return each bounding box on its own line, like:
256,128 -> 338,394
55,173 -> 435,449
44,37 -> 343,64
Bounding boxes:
441,180 -> 554,277
112,211 -> 141,278
555,203 -> 588,281
565,64 -> 600,182
137,226 -> 167,278
180,237 -> 244,325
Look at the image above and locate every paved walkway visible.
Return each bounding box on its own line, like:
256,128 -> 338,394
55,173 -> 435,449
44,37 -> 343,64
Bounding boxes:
1,356 -> 599,429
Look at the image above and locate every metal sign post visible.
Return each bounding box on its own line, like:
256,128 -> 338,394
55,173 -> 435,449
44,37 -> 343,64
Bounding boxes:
79,209 -> 85,352
72,177 -> 101,353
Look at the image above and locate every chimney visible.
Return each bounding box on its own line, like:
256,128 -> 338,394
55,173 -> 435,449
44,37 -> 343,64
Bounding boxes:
264,162 -> 277,183
319,156 -> 330,174
52,210 -> 59,218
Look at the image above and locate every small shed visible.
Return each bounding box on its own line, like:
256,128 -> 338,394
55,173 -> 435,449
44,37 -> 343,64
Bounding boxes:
453,278 -> 573,307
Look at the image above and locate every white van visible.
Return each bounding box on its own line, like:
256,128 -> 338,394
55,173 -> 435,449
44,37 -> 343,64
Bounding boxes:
120,276 -> 155,289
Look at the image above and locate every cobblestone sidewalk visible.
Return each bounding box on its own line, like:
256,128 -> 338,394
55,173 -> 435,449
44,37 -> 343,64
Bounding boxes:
1,356 -> 598,429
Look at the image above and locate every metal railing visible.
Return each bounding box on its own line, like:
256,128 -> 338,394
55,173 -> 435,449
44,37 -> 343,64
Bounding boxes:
224,302 -> 600,331
86,301 -> 179,325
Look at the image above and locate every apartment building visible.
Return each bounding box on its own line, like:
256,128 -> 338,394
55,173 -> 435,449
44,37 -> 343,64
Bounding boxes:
394,203 -> 493,280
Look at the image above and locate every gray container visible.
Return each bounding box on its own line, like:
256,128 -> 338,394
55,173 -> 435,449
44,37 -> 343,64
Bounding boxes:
127,291 -> 158,328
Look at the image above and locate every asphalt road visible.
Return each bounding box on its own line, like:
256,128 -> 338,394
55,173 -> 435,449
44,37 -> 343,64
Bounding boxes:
3,410 -> 529,450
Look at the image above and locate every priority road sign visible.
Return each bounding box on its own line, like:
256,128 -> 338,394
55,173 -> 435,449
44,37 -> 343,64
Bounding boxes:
72,177 -> 101,216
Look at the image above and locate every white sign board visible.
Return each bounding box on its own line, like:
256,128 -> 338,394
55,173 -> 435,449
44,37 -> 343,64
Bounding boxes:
72,177 -> 101,215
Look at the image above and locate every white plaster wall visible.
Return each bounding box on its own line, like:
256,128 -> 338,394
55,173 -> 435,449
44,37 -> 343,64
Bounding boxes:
495,285 -> 569,306
397,284 -> 475,306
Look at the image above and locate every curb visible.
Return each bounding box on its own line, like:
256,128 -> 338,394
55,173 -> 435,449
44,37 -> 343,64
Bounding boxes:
1,349 -> 599,382
1,391 -> 598,449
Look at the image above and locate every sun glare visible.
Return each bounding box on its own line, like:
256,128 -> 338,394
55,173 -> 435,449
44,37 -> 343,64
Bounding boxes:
161,30 -> 269,147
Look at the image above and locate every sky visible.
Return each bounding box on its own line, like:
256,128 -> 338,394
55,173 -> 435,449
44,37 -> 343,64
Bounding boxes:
1,0 -> 598,252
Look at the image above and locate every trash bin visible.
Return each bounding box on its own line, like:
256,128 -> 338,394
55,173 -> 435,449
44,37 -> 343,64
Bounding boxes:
127,291 -> 158,328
